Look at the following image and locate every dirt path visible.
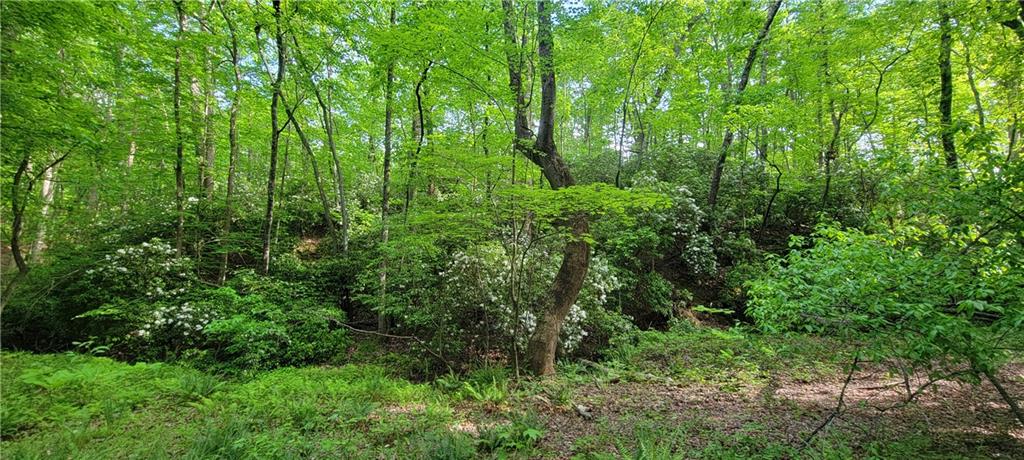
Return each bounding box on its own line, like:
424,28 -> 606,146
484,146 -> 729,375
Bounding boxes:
519,364 -> 1024,458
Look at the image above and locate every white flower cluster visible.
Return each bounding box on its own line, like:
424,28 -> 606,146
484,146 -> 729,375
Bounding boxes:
85,238 -> 194,300
439,242 -> 622,353
492,303 -> 537,351
580,257 -> 622,309
644,182 -> 717,275
560,304 -> 588,351
134,302 -> 216,339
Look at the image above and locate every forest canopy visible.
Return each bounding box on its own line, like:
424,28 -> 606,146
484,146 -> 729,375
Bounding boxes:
1,0 -> 1023,457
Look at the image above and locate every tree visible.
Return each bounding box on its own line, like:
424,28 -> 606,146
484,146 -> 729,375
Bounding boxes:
938,0 -> 958,179
707,0 -> 782,212
216,0 -> 242,283
261,0 -> 287,275
173,0 -> 186,257
503,0 -> 591,376
379,5 -> 397,333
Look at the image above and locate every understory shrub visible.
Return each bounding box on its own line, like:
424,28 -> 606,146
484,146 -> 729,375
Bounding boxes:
44,261 -> 352,372
354,237 -> 634,367
748,222 -> 1024,393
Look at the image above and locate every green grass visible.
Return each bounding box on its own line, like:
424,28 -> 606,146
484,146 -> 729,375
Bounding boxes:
604,324 -> 848,390
2,327 -> 1011,459
0,352 -> 524,459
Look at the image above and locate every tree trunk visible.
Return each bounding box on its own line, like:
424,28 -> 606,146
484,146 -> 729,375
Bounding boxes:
822,99 -> 844,208
939,1 -> 958,179
284,103 -> 334,231
379,6 -> 396,333
502,0 -> 591,376
274,135 -> 290,246
405,62 -> 432,218
9,156 -> 31,276
760,160 -> 782,235
202,52 -> 216,199
262,0 -> 286,274
324,65 -> 350,251
708,0 -> 782,211
173,0 -> 186,257
218,0 -> 240,284
30,156 -> 56,259
292,36 -> 350,250
962,42 -> 985,132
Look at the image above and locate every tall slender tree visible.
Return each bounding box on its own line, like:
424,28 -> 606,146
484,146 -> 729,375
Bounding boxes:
379,6 -> 397,333
217,0 -> 241,283
707,0 -> 782,211
938,0 -> 958,179
173,0 -> 186,257
262,0 -> 287,274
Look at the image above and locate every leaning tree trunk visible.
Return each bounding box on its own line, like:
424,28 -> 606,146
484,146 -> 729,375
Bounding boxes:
708,0 -> 782,212
284,103 -> 334,231
9,156 -> 31,276
503,0 -> 592,376
291,35 -> 351,250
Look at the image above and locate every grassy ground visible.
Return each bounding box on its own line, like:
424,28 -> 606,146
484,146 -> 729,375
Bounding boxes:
2,327 -> 1021,459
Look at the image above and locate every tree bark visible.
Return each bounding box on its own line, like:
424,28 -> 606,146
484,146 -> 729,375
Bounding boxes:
379,6 -> 396,333
284,103 -> 334,231
502,0 -> 533,154
9,156 -> 31,276
939,1 -> 958,179
292,36 -> 350,250
405,61 -> 432,218
708,0 -> 782,211
202,52 -> 216,199
173,0 -> 186,257
760,160 -> 782,235
217,0 -> 240,283
262,0 -> 286,274
502,0 -> 592,376
962,41 -> 985,132
29,156 -> 56,259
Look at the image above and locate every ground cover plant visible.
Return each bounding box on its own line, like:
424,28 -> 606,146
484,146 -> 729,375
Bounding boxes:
2,0 -> 1023,458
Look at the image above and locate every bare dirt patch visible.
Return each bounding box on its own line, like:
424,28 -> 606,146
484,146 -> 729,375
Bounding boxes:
516,364 -> 1024,458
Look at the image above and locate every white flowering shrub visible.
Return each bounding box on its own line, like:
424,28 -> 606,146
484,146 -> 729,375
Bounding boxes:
132,301 -> 216,342
83,238 -> 195,300
437,242 -> 625,355
655,184 -> 716,276
593,179 -> 716,323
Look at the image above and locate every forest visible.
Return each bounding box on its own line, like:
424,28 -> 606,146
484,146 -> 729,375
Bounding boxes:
1,0 -> 1023,458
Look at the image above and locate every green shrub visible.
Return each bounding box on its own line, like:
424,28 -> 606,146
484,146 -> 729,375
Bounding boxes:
748,222 -> 1024,391
200,297 -> 348,373
353,238 -> 629,367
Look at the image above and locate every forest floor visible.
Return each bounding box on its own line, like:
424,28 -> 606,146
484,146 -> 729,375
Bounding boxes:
509,361 -> 1024,458
2,328 -> 1021,459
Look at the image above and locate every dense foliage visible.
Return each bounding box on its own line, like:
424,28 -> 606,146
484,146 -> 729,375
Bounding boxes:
2,0 -> 1023,454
